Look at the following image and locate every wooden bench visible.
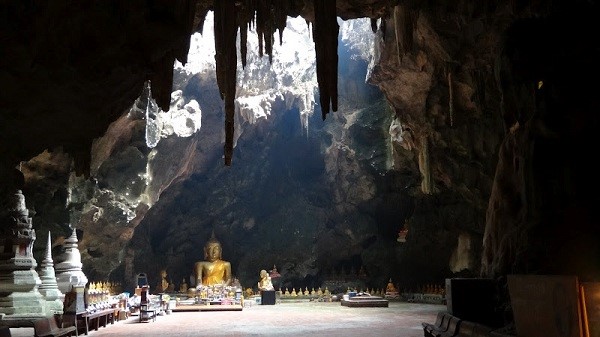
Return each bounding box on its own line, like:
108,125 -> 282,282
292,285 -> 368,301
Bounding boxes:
423,312 -> 451,337
423,311 -> 445,333
431,318 -> 494,337
62,311 -> 87,336
85,309 -> 115,333
34,317 -> 77,337
471,323 -> 493,337
422,312 -> 463,337
455,320 -> 476,336
433,315 -> 461,337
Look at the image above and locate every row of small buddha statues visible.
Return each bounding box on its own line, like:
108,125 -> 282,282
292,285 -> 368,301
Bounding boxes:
88,281 -> 122,294
85,281 -> 121,311
385,281 -> 445,296
419,284 -> 445,295
244,286 -> 334,298
86,281 -> 123,306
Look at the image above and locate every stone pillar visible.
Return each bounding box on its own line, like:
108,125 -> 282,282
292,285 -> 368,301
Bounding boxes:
0,173 -> 48,326
54,229 -> 88,294
38,232 -> 64,315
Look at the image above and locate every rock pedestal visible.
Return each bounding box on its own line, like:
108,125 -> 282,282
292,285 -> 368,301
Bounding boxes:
55,229 -> 88,294
38,232 -> 64,315
0,189 -> 47,327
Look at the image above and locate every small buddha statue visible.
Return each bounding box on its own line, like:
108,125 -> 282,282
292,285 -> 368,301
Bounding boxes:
194,232 -> 232,286
257,269 -> 274,291
158,269 -> 169,293
386,278 -> 398,293
180,278 -> 188,293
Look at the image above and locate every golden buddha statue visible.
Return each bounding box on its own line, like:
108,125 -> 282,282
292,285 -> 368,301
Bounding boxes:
179,278 -> 188,293
194,233 -> 232,286
386,278 -> 398,293
258,269 -> 274,291
158,269 -> 169,292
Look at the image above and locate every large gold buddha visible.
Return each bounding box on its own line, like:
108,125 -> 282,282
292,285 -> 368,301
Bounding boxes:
194,233 -> 232,286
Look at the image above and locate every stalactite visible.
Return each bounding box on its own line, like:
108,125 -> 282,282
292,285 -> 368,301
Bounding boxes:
393,5 -> 417,62
240,23 -> 248,69
370,18 -> 378,33
236,1 -> 255,69
252,0 -> 288,64
448,71 -> 454,127
273,3 -> 288,47
214,0 -> 238,166
420,136 -> 433,194
393,5 -> 402,64
256,0 -> 268,59
312,0 -> 339,120
405,9 -> 417,52
151,53 -> 175,112
173,0 -> 200,65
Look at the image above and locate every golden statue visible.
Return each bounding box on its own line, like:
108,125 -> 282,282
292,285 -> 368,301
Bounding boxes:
194,232 -> 232,286
157,269 -> 169,292
257,269 -> 274,291
179,278 -> 188,293
386,278 -> 398,293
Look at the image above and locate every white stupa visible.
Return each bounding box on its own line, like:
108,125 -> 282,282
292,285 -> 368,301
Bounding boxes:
0,189 -> 47,326
54,228 -> 88,294
38,231 -> 64,314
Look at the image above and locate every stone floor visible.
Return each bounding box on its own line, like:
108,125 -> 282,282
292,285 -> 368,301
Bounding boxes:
9,301 -> 444,337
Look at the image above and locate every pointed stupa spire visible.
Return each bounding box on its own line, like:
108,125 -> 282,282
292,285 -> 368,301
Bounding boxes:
38,231 -> 64,314
43,231 -> 53,264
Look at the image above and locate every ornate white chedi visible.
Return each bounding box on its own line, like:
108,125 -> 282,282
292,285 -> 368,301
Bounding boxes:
0,189 -> 47,325
54,228 -> 88,294
38,232 -> 64,314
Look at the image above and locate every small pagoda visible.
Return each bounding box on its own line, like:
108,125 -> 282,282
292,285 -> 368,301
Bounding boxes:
55,228 -> 88,294
38,232 -> 64,315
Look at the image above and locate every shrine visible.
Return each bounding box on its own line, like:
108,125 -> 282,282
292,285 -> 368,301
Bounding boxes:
171,233 -> 242,312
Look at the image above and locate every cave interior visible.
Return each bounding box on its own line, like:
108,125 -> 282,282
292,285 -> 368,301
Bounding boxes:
1,0 -> 599,332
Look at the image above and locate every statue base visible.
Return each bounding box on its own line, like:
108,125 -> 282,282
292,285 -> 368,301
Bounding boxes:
261,290 -> 276,305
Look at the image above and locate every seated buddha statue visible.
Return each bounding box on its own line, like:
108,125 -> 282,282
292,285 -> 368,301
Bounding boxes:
179,278 -> 188,293
157,269 -> 169,293
386,278 -> 398,293
257,269 -> 274,291
194,233 -> 232,286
